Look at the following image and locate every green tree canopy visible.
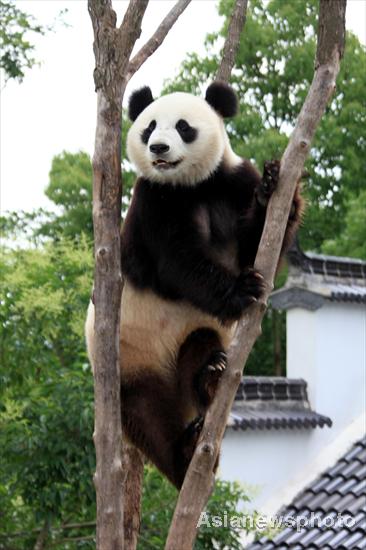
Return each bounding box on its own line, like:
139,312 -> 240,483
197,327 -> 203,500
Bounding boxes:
0,0 -> 45,81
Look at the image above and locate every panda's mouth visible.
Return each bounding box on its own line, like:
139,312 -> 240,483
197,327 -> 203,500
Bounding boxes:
152,158 -> 182,170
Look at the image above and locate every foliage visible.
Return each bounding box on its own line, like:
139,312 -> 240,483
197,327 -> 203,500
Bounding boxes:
44,151 -> 94,240
0,0 -> 45,81
0,236 -> 95,548
139,467 -> 251,550
322,189 -> 366,260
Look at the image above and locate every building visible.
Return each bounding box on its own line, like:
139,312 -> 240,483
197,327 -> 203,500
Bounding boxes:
220,246 -> 366,532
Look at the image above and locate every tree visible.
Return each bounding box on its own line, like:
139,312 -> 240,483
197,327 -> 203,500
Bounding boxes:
0,0 -> 45,81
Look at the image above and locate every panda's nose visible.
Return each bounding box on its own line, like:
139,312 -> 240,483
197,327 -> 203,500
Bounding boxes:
150,143 -> 170,155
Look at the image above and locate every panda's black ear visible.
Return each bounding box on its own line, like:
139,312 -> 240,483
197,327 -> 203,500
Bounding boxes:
205,82 -> 238,118
128,86 -> 154,121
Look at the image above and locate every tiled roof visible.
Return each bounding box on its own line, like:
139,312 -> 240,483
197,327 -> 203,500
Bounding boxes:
228,377 -> 332,431
287,247 -> 366,281
247,436 -> 366,549
271,243 -> 366,310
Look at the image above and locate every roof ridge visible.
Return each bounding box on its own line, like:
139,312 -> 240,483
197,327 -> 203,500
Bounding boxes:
287,240 -> 366,280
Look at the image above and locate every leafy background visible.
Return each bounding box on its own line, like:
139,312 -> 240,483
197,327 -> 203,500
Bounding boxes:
1,0 -> 365,547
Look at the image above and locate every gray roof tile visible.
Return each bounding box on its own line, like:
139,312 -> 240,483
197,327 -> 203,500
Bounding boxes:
342,530 -> 366,548
245,436 -> 366,549
270,244 -> 366,310
350,512 -> 366,531
230,377 -> 332,431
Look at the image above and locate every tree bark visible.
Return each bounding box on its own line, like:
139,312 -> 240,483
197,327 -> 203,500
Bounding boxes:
127,0 -> 192,81
165,1 -> 346,549
215,0 -> 248,82
88,1 -> 192,548
33,521 -> 48,550
122,442 -> 145,550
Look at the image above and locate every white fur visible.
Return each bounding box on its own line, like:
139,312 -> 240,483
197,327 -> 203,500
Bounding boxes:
85,283 -> 236,378
127,92 -> 241,186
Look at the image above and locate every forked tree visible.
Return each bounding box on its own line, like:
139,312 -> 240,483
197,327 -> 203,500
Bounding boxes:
88,1 -> 347,549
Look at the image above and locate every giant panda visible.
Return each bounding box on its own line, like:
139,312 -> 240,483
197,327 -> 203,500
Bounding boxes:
85,82 -> 303,489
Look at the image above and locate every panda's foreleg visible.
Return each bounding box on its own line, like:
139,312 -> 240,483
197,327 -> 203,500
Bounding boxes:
255,160 -> 304,254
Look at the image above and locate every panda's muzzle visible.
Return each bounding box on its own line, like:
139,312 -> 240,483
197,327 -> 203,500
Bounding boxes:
152,158 -> 182,170
150,143 -> 182,170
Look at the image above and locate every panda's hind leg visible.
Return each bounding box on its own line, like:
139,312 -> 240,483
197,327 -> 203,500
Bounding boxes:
176,328 -> 226,478
177,328 -> 227,414
121,370 -> 190,489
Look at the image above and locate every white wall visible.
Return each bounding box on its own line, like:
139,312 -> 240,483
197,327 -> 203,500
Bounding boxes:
287,303 -> 366,435
220,429 -> 313,511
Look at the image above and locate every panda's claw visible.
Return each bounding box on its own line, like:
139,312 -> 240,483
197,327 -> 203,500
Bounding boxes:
181,416 -> 204,462
236,268 -> 266,301
197,350 -> 227,407
261,159 -> 281,198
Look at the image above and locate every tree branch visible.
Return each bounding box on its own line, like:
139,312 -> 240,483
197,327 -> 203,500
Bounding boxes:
215,0 -> 248,82
165,1 -> 347,548
127,0 -> 192,81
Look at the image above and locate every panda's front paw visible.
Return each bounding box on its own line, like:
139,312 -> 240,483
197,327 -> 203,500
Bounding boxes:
218,269 -> 265,322
235,268 -> 266,305
257,160 -> 281,206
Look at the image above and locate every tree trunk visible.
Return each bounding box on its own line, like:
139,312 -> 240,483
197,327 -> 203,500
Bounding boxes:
88,1 -> 192,547
122,442 -> 145,550
88,2 -> 149,548
33,521 -> 48,550
165,1 -> 347,548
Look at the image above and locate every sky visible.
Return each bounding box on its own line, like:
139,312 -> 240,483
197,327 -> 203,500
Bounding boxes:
1,0 -> 365,214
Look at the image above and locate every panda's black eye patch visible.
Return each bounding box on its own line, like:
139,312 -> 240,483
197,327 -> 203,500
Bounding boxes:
175,119 -> 197,143
141,120 -> 156,144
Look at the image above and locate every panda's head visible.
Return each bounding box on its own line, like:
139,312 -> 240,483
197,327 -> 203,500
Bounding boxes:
126,82 -> 240,186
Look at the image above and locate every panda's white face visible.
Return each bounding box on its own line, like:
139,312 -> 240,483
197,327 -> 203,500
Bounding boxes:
127,92 -> 236,186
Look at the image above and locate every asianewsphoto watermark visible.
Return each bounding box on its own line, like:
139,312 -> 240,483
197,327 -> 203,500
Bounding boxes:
197,511 -> 356,533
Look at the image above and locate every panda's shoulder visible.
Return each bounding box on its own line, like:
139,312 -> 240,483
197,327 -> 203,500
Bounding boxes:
213,159 -> 262,191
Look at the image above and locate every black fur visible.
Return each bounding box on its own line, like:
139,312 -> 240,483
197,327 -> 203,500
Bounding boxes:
141,120 -> 156,144
175,119 -> 198,143
128,86 -> 154,121
205,82 -> 238,118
